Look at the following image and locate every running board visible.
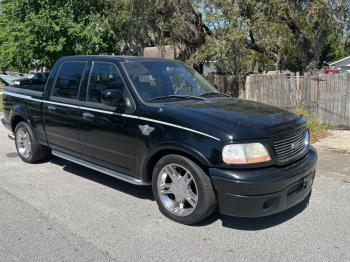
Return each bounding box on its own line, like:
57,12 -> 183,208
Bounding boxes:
51,150 -> 150,186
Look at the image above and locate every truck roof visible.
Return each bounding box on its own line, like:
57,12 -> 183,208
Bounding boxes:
59,55 -> 180,63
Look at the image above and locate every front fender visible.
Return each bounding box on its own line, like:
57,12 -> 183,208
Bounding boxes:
139,141 -> 212,182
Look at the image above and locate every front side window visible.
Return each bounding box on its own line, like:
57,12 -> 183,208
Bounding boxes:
53,62 -> 87,100
123,61 -> 218,102
87,62 -> 125,104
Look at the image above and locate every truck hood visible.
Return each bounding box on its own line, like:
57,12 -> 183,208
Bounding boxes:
159,97 -> 306,141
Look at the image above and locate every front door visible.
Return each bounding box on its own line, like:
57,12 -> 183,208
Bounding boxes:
77,62 -> 138,176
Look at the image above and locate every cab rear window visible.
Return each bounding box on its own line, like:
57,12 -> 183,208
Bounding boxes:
52,62 -> 87,100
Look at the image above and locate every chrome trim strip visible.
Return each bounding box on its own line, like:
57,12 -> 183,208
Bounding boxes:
3,91 -> 42,102
43,100 -> 79,109
79,106 -> 139,119
52,150 -> 150,186
79,106 -> 219,140
138,116 -> 221,141
4,91 -> 220,141
120,113 -> 139,119
79,106 -> 114,114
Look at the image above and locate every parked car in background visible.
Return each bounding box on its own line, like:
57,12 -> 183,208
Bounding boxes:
9,71 -> 50,87
321,67 -> 350,75
1,56 -> 317,224
0,74 -> 24,86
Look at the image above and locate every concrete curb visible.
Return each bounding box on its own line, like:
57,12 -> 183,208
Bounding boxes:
314,130 -> 350,154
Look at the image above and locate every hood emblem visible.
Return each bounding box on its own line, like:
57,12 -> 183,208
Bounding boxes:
139,125 -> 155,136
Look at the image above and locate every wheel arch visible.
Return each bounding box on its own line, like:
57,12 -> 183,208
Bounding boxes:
140,143 -> 211,183
10,109 -> 39,142
11,114 -> 27,132
9,103 -> 36,131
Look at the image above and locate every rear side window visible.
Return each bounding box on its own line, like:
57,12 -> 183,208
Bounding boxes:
52,62 -> 87,100
87,62 -> 125,103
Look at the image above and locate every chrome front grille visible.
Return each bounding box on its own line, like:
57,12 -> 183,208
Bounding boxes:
273,129 -> 308,163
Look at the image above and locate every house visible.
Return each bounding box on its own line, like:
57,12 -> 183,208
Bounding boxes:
143,45 -> 217,75
329,56 -> 350,72
143,45 -> 180,60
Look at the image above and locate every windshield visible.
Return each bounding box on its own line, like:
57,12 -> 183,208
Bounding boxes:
123,61 -> 218,102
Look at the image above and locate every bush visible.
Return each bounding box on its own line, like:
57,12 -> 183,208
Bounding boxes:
296,107 -> 329,143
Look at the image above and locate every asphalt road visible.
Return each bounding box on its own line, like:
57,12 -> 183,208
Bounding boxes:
0,124 -> 349,262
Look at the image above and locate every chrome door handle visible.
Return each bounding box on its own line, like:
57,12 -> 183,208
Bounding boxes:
83,112 -> 94,119
47,105 -> 56,110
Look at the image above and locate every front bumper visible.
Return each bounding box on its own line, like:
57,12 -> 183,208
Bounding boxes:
210,146 -> 317,217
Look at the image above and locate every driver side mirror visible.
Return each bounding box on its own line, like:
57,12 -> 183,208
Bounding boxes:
101,89 -> 124,108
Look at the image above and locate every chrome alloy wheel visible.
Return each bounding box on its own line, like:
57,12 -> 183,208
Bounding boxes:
16,128 -> 31,159
157,164 -> 198,217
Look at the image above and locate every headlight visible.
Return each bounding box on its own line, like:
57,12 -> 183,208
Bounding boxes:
222,143 -> 271,164
305,129 -> 310,146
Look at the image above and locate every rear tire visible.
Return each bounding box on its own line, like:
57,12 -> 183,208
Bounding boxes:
152,154 -> 217,225
14,121 -> 49,163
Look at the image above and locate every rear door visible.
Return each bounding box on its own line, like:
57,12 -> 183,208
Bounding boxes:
43,61 -> 88,156
77,61 -> 138,176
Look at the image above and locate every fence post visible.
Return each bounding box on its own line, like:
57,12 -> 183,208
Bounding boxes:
296,72 -> 301,107
245,75 -> 251,99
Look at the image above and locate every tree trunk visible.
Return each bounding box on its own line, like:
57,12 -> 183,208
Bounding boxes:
281,6 -> 319,71
193,63 -> 204,74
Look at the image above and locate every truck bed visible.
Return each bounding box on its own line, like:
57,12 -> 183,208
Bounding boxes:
4,86 -> 44,99
2,86 -> 47,145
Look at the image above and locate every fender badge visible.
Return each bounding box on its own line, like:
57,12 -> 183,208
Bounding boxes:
139,125 -> 155,136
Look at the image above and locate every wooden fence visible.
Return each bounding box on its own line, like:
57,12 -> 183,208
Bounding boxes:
206,74 -> 246,98
245,73 -> 350,129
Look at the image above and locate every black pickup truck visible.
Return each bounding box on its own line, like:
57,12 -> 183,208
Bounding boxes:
1,56 -> 317,224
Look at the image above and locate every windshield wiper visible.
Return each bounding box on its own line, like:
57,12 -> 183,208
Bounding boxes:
149,95 -> 206,102
200,92 -> 230,97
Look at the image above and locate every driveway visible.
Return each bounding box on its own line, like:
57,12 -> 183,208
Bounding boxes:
0,121 -> 349,261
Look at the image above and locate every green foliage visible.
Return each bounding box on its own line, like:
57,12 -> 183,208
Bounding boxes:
192,0 -> 349,74
0,0 -> 124,71
297,106 -> 329,143
0,0 -> 349,73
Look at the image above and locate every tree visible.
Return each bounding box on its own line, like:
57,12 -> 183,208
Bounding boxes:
119,0 -> 211,72
189,0 -> 350,73
0,0 -> 349,73
0,0 -> 123,71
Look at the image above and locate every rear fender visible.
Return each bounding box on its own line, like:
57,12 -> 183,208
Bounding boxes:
10,104 -> 39,141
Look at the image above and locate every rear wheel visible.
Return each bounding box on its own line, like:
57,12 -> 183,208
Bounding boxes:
152,154 -> 217,225
14,122 -> 49,163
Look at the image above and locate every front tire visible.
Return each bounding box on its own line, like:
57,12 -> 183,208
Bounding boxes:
14,121 -> 49,163
152,154 -> 217,225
